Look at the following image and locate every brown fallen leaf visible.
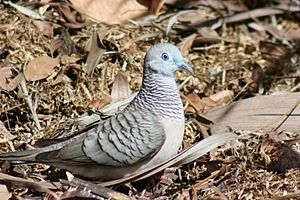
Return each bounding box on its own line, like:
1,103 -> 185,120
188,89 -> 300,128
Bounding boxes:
194,27 -> 222,43
150,0 -> 166,15
24,56 -> 59,81
84,31 -> 106,75
69,0 -> 150,24
259,41 -> 292,61
88,95 -> 112,110
59,2 -> 78,24
61,55 -> 81,65
0,67 -> 12,90
0,67 -> 24,91
0,121 -> 16,143
185,93 -> 217,114
178,11 -> 207,26
205,92 -> 300,134
209,90 -> 234,105
177,33 -> 197,55
111,70 -> 131,101
32,20 -> 54,37
226,5 -> 300,24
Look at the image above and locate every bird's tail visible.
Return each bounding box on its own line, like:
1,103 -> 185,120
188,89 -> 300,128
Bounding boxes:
0,149 -> 43,164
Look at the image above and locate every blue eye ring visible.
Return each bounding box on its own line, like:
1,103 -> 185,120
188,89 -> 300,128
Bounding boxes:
160,52 -> 169,61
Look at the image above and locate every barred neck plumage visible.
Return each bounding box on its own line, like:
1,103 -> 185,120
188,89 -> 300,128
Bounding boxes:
129,71 -> 184,119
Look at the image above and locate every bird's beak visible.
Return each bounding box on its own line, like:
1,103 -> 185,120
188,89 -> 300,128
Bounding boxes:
176,61 -> 194,74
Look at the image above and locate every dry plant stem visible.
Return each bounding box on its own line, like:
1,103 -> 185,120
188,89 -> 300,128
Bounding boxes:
0,173 -> 60,199
61,177 -> 131,200
178,76 -> 192,90
211,185 -> 228,200
20,79 -> 42,131
272,96 -> 300,132
271,191 -> 300,200
291,82 -> 300,92
100,65 -> 108,94
80,82 -> 92,100
231,81 -> 252,102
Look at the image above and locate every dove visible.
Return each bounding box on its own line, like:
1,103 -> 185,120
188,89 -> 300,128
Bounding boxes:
0,43 -> 193,180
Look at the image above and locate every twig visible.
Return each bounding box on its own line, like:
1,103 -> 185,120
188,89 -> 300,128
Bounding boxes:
0,173 -> 60,199
271,191 -> 300,200
61,177 -> 131,200
80,82 -> 92,100
20,78 -> 42,131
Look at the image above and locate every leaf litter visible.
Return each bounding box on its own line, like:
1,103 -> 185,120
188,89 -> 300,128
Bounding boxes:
0,0 -> 300,199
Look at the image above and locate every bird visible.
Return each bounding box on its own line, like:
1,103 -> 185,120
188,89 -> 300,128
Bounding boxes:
0,43 -> 193,180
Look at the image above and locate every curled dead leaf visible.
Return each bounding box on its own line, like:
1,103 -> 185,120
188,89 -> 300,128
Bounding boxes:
84,31 -> 107,75
0,67 -> 24,91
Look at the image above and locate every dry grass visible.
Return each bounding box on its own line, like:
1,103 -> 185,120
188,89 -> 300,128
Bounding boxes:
0,2 -> 299,199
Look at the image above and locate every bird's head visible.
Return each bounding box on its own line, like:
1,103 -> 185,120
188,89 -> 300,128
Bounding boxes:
144,43 -> 194,77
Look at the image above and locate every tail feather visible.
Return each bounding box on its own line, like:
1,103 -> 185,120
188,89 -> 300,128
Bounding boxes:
0,149 -> 42,163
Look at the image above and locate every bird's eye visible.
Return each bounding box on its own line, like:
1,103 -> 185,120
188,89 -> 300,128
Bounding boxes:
160,52 -> 169,61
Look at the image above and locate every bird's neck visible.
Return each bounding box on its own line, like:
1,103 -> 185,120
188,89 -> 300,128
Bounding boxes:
130,73 -> 184,119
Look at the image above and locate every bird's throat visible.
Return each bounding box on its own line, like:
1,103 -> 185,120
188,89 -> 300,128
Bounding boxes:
132,73 -> 184,119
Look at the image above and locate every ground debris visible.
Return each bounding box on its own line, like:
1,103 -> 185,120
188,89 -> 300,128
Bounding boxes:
0,0 -> 299,199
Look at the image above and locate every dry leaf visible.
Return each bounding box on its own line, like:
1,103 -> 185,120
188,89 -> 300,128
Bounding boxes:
177,33 -> 197,55
259,41 -> 291,61
0,121 -> 16,143
209,90 -> 234,105
178,11 -> 207,26
84,32 -> 106,75
88,95 -> 112,110
59,3 -> 78,24
186,93 -> 217,114
61,55 -> 81,65
111,70 -> 131,101
0,67 -> 12,90
205,92 -> 300,134
49,38 -> 62,57
24,56 -> 59,81
0,67 -> 24,91
32,20 -> 54,37
0,184 -> 11,200
150,0 -> 166,14
195,27 -> 221,43
69,0 -> 150,24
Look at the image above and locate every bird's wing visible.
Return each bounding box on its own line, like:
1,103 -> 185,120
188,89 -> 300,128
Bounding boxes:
36,106 -> 166,167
